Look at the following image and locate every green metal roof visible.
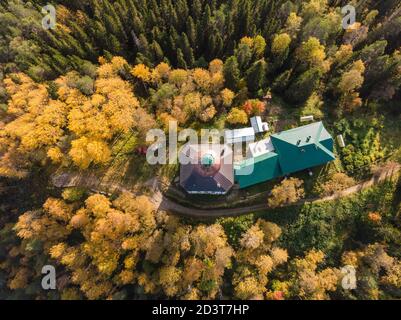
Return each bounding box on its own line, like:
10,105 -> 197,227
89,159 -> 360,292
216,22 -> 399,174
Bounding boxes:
270,121 -> 335,175
234,122 -> 335,189
235,151 -> 282,188
270,121 -> 332,148
235,149 -> 278,169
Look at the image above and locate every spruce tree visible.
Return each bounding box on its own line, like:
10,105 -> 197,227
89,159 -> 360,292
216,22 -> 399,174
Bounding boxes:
180,33 -> 195,67
223,56 -> 241,90
177,48 -> 187,69
246,59 -> 267,94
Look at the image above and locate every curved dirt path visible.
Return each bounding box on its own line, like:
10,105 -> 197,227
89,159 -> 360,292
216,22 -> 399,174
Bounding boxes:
151,190 -> 270,218
152,164 -> 400,218
52,164 -> 400,219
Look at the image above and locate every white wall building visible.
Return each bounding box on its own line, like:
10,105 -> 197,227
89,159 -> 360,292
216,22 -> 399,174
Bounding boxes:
224,127 -> 255,144
250,116 -> 269,133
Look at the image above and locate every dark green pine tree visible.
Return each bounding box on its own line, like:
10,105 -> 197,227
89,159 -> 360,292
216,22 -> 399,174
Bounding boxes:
214,33 -> 224,58
210,0 -> 217,12
177,48 -> 187,69
207,33 -> 224,60
246,59 -> 267,94
225,11 -> 236,55
191,0 -> 203,20
149,0 -> 161,23
235,43 -> 253,71
272,69 -> 293,93
168,2 -> 179,29
151,26 -> 162,45
199,4 -> 212,50
186,17 -> 197,49
138,33 -> 150,54
167,27 -> 179,61
223,56 -> 241,90
176,0 -> 189,30
208,34 -> 217,61
151,40 -> 164,64
148,10 -> 158,28
108,34 -> 122,54
285,68 -> 322,104
130,3 -> 144,35
102,1 -> 126,42
236,0 -> 252,36
261,0 -> 281,40
180,33 -> 195,67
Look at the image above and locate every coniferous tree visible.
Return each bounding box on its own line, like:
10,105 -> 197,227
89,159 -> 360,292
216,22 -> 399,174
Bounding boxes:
246,59 -> 267,95
176,48 -> 187,69
180,33 -> 195,67
285,68 -> 322,104
223,56 -> 241,90
186,16 -> 197,49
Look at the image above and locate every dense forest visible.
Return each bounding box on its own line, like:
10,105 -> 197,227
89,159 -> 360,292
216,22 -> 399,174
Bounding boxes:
0,0 -> 401,300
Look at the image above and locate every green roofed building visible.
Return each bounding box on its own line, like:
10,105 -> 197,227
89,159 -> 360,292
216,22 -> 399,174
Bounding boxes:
234,121 -> 335,188
270,121 -> 335,175
234,137 -> 281,188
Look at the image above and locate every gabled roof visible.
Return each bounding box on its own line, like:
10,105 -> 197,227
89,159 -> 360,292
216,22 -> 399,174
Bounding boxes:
234,150 -> 282,188
270,121 -> 335,175
270,121 -> 332,148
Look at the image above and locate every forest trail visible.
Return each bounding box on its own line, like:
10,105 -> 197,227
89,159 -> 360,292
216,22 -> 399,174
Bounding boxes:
52,164 -> 400,219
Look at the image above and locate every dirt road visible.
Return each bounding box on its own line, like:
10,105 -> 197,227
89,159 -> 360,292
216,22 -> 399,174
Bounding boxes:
52,164 -> 400,219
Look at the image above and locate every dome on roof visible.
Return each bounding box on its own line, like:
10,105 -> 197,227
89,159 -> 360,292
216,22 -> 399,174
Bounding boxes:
194,151 -> 221,177
179,144 -> 234,194
201,153 -> 215,168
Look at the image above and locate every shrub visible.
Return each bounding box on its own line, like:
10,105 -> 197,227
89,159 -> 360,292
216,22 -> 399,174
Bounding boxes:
226,107 -> 248,125
268,178 -> 305,208
320,173 -> 356,196
62,187 -> 87,202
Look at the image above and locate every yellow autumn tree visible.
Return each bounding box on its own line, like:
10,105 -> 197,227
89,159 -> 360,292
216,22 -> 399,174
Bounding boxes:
15,192 -> 157,299
297,37 -> 327,70
221,88 -> 235,107
0,57 -> 150,175
131,63 -> 152,82
226,107 -> 248,125
268,178 -> 305,208
288,249 -> 341,300
69,137 -> 111,169
233,219 -> 288,300
0,74 -> 68,177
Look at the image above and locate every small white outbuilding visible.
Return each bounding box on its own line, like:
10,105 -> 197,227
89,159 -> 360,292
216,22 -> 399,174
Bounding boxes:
337,134 -> 346,148
250,116 -> 269,133
224,127 -> 255,144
